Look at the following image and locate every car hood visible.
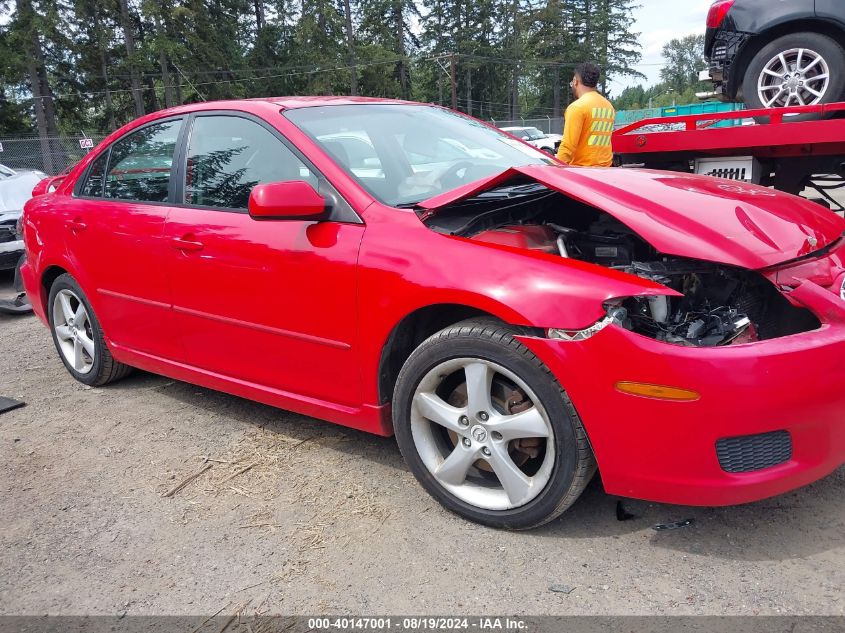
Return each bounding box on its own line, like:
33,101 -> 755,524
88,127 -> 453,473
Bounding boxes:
0,170 -> 45,213
418,165 -> 845,269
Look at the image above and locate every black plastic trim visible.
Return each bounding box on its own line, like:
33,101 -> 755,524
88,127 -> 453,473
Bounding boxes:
716,430 -> 793,473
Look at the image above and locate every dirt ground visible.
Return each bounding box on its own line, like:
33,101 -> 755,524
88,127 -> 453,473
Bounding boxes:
0,270 -> 843,617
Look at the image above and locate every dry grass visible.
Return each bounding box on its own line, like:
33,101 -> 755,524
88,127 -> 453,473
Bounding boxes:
157,425 -> 391,587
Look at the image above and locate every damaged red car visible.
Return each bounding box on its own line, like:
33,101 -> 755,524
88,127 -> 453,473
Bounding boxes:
21,98 -> 845,529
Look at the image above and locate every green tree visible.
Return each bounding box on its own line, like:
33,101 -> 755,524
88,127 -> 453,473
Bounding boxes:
660,33 -> 707,93
358,0 -> 420,98
5,0 -> 66,171
292,0 -> 347,94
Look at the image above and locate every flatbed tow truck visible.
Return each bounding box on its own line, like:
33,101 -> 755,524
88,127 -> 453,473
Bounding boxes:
613,102 -> 845,213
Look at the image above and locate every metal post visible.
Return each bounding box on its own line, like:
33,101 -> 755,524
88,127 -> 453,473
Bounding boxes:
450,54 -> 458,112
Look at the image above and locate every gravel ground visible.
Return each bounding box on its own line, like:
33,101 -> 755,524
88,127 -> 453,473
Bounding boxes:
0,270 -> 843,617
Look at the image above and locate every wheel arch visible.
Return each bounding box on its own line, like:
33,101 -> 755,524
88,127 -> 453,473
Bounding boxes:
377,304 -> 538,406
731,20 -> 845,99
40,264 -> 69,314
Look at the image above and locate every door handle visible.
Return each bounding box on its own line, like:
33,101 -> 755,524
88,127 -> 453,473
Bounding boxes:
171,236 -> 204,252
67,219 -> 87,233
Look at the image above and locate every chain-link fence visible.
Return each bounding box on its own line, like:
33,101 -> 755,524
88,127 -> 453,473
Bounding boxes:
0,135 -> 106,176
6,121 -> 571,176
489,117 -> 565,135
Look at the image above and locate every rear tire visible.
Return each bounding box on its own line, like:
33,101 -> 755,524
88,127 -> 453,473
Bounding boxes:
392,318 -> 596,530
48,273 -> 132,386
742,32 -> 845,122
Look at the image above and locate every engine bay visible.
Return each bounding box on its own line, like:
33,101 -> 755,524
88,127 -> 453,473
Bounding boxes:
422,181 -> 821,347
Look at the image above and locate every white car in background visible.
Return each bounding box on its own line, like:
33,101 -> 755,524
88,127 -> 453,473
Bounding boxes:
0,163 -> 46,271
1,163 -> 45,313
500,126 -> 562,155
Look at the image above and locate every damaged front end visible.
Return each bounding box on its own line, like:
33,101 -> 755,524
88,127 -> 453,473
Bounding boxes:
607,260 -> 820,347
421,176 -> 835,348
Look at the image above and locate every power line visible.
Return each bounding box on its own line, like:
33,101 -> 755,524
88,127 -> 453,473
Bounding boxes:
6,56 -> 413,103
5,51 -> 661,105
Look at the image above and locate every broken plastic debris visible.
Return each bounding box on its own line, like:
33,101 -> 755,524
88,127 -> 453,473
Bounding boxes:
0,397 -> 25,414
653,518 -> 695,531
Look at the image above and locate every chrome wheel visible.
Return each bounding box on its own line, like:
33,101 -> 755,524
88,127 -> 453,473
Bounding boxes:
410,358 -> 555,511
757,48 -> 830,108
52,289 -> 95,374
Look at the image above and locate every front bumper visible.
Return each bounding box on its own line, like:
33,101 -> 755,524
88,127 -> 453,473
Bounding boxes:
0,239 -> 24,270
517,311 -> 845,507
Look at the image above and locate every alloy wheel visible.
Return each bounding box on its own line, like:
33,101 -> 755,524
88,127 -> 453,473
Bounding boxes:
757,48 -> 830,108
410,358 -> 556,511
52,289 -> 96,375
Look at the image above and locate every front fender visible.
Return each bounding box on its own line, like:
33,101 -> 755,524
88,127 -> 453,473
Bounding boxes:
355,204 -> 675,405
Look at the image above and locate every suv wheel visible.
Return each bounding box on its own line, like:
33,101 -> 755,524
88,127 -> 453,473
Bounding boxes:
742,32 -> 845,121
392,319 -> 596,530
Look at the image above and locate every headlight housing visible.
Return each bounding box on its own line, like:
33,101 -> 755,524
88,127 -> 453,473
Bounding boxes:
547,305 -> 628,342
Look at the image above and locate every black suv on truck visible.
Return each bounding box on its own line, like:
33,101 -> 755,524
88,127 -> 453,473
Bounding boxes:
705,0 -> 845,114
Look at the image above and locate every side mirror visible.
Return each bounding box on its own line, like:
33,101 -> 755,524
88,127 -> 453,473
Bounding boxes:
248,181 -> 330,221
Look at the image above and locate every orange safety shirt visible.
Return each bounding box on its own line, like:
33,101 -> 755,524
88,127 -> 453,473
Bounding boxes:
556,91 -> 616,167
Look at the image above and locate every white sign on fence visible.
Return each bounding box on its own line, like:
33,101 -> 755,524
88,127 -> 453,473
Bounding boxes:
0,142 -> 3,152
79,138 -> 94,149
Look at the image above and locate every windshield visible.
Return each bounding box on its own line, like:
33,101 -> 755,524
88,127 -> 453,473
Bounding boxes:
0,164 -> 15,179
525,128 -> 546,140
284,104 -> 553,207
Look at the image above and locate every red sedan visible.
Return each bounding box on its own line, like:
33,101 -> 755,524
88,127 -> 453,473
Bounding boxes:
21,97 -> 845,529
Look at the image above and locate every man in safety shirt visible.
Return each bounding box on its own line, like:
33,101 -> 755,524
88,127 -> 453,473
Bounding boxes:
556,62 -> 615,167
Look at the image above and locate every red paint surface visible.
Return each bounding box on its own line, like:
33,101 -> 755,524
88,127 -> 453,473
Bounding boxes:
613,102 -> 845,159
20,97 -> 845,506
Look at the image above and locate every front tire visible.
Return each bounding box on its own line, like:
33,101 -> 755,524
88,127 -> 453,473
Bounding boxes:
392,319 -> 596,530
48,273 -> 132,386
742,33 -> 845,122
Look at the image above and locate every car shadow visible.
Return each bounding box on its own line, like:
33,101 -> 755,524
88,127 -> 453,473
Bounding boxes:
537,467 -> 845,562
109,370 -> 403,472
115,371 -> 845,561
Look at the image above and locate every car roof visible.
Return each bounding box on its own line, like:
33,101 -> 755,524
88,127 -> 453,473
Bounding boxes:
150,96 -> 419,118
259,96 -> 418,109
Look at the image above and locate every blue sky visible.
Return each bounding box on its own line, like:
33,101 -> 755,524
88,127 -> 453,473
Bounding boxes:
608,0 -> 713,94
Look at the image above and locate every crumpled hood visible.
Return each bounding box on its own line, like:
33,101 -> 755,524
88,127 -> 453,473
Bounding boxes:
0,170 -> 45,213
419,165 -> 845,269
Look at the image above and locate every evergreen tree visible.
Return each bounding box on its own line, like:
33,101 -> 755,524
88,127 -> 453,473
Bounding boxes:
358,0 -> 419,98
0,0 -> 645,141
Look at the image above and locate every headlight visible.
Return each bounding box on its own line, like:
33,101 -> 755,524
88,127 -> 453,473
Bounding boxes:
15,215 -> 23,240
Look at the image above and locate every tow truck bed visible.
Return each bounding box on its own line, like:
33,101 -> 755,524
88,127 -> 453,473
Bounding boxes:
613,102 -> 845,209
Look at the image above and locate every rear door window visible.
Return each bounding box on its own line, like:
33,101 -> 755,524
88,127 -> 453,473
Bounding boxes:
104,120 -> 183,203
79,151 -> 109,198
